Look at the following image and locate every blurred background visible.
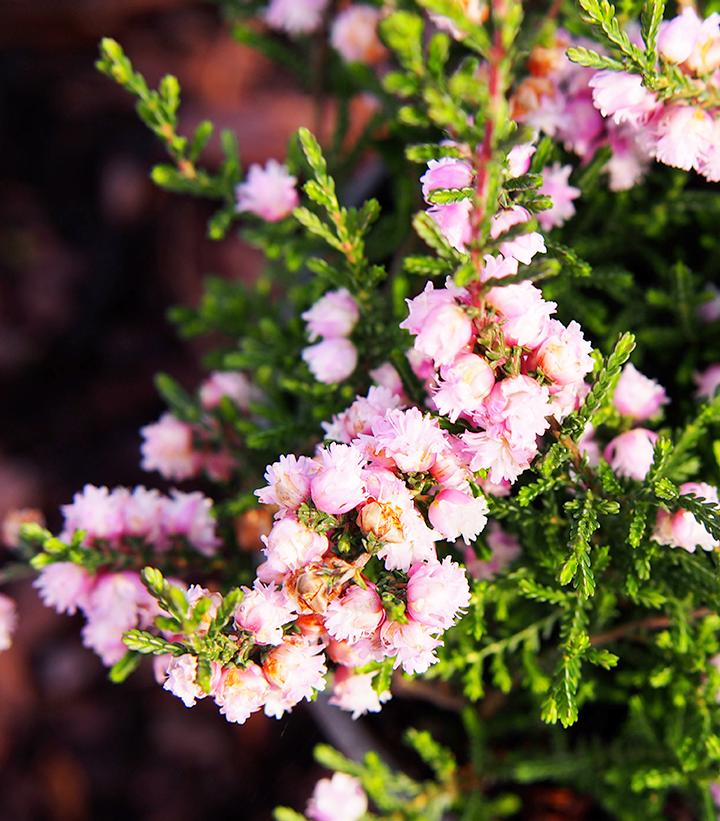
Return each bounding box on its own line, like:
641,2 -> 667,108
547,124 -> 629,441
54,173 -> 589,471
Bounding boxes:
0,2 -> 335,818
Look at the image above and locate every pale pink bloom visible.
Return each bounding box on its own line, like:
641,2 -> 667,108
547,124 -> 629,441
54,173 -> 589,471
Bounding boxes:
605,125 -> 651,191
465,521 -> 521,580
499,231 -> 546,266
202,449 -> 236,483
685,13 -> 720,74
140,414 -> 198,481
324,584 -> 384,644
699,286 -> 720,323
302,337 -> 358,384
85,572 -> 157,628
400,280 -> 467,335
477,475 -> 512,496
161,491 -> 219,556
490,204 -> 530,239
81,618 -> 128,666
215,663 -> 270,724
535,319 -> 594,385
235,581 -> 296,645
381,619 -> 442,674
613,363 -> 667,420
331,5 -> 385,64
323,386 -> 402,444
658,8 -> 701,64
421,157 -> 474,202
462,426 -> 538,485
432,353 -> 496,422
407,348 -> 436,382
236,159 -> 299,221
698,135 -> 720,183
329,667 -> 391,719
557,92 -> 605,158
306,773 -> 368,821
121,486 -> 164,543
428,488 -> 488,544
326,635 -> 385,667
186,584 -> 222,634
486,282 -> 556,348
199,371 -> 256,410
370,362 -> 405,396
311,443 -> 367,515
302,288 -> 360,341
34,562 -> 94,615
654,482 -> 720,552
162,654 -> 205,708
604,428 -> 658,480
507,142 -> 536,177
263,638 -> 327,705
538,164 -> 581,230
589,71 -> 658,126
548,381 -> 585,423
480,253 -> 518,282
476,375 -> 553,450
711,782 -> 720,809
429,441 -> 473,492
427,199 -> 473,252
265,0 -> 328,34
694,363 -> 720,399
365,407 -> 449,473
61,484 -> 127,542
653,106 -> 714,172
256,453 -> 318,510
0,594 -> 17,652
406,557 -> 471,630
260,516 -> 329,579
412,301 -> 475,366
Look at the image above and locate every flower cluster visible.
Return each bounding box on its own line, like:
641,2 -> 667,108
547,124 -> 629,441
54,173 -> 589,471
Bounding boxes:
141,370 -> 257,482
653,482 -> 720,553
401,276 -> 594,484
301,288 -> 360,384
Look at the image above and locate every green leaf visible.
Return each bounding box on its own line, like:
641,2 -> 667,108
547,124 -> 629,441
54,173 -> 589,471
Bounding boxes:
109,651 -> 142,683
379,11 -> 425,74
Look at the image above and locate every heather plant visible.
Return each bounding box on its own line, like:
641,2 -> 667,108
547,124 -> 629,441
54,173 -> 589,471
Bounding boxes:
4,0 -> 720,818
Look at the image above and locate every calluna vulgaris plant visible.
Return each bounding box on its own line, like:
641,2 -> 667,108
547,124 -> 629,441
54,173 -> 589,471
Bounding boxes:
4,0 -> 720,817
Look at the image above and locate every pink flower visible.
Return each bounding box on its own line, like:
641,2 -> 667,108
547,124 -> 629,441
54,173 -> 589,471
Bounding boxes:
476,375 -> 553,450
427,200 -> 473,252
415,301 -> 475,367
699,285 -> 720,322
613,363 -> 667,420
215,663 -> 270,724
235,159 -> 299,221
462,427 -> 537,485
34,562 -> 94,615
589,71 -> 658,126
381,619 -> 442,674
162,655 -> 205,707
694,363 -> 720,399
324,584 -> 384,643
604,428 -> 658,480
507,142 -> 536,177
500,231 -> 547,266
61,484 -> 126,542
365,407 -> 449,473
658,8 -> 703,64
432,353 -> 496,422
311,444 -> 367,515
121,486 -> 164,543
605,125 -> 651,191
235,581 -> 296,645
486,282 -> 556,348
302,338 -> 358,384
260,517 -> 329,578
370,362 -> 405,396
330,5 -> 386,64
654,482 -> 720,552
140,414 -> 199,481
256,454 -> 318,510
323,386 -> 402,444
400,281 -> 466,335
263,638 -> 327,706
2,508 -> 45,549
329,667 -> 391,719
199,371 -> 256,410
491,205 -> 530,239
465,522 -> 521,580
653,106 -> 714,172
406,557 -> 471,630
302,288 -> 360,341
0,594 -> 17,652
538,163 -> 581,231
306,773 -> 368,821
161,491 -> 219,556
421,157 -> 474,202
428,488 -> 489,543
480,253 -> 518,282
535,319 -> 594,386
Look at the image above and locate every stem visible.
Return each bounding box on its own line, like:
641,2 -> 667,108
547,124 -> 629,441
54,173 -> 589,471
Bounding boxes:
589,607 -> 712,646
